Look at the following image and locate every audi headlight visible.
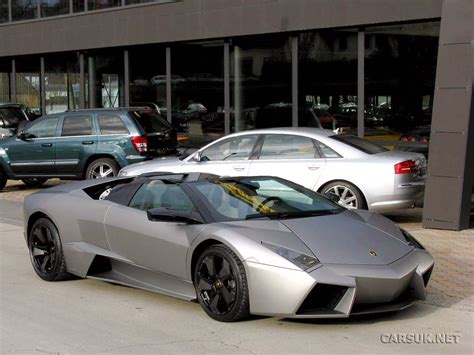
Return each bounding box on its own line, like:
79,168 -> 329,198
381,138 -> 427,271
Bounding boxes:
118,170 -> 128,177
401,229 -> 424,249
261,242 -> 320,271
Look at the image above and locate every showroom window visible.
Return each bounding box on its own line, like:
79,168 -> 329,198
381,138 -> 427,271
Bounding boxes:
364,22 -> 440,152
73,0 -> 84,12
231,35 -> 292,133
11,0 -> 38,21
0,0 -> 8,23
44,53 -> 81,114
171,41 -> 225,147
298,30 -> 358,131
15,56 -> 41,115
0,59 -> 10,102
126,0 -> 155,4
128,44 -> 167,121
40,0 -> 70,17
87,0 -> 120,11
87,50 -> 124,108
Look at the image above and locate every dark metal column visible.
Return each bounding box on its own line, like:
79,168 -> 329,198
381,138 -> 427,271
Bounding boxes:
79,53 -> 85,109
291,36 -> 298,127
124,50 -> 130,107
40,57 -> 45,115
233,46 -> 241,132
357,30 -> 365,138
166,47 -> 172,123
224,42 -> 230,135
10,59 -> 16,102
423,0 -> 473,230
8,0 -> 12,22
88,56 -> 96,108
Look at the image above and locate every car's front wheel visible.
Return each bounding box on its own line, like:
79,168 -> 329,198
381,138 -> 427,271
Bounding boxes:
194,245 -> 250,322
28,217 -> 71,281
21,177 -> 48,187
321,181 -> 367,210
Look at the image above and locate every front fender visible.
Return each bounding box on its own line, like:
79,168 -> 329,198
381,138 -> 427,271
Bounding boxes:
0,146 -> 14,177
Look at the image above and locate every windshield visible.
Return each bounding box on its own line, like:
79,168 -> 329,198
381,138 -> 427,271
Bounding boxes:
330,134 -> 387,154
130,109 -> 172,133
190,177 -> 343,222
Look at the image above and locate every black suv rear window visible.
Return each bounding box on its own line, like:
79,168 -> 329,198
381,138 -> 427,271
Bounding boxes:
129,110 -> 172,134
330,135 -> 387,154
0,107 -> 25,127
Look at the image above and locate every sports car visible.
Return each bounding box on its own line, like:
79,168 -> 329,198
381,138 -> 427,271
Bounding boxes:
24,173 -> 434,322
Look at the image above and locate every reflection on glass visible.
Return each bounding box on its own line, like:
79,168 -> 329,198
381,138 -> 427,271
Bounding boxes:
171,42 -> 224,147
87,0 -> 120,11
299,30 -> 358,131
88,51 -> 124,108
12,0 -> 38,21
41,0 -> 69,17
231,35 -> 292,133
0,0 -> 8,23
364,22 -> 440,157
45,53 -> 81,114
16,57 -> 41,115
0,60 -> 10,102
126,0 -> 155,4
73,0 -> 84,12
128,45 -> 167,124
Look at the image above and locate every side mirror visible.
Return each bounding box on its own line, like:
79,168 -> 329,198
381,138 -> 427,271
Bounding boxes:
147,208 -> 203,224
323,192 -> 340,203
191,151 -> 202,162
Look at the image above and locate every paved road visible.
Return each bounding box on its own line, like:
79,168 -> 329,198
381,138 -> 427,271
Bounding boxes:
1,226 -> 473,352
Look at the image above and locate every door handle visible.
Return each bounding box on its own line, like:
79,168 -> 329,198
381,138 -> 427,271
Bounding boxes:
82,141 -> 94,145
233,167 -> 245,171
307,165 -> 320,171
41,143 -> 53,147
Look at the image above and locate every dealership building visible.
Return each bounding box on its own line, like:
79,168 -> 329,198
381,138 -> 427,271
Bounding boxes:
0,0 -> 472,230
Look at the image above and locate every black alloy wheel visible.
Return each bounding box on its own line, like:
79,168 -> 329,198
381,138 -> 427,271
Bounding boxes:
194,245 -> 250,322
28,218 -> 70,281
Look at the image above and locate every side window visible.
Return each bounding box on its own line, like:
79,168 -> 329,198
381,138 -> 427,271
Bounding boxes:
316,141 -> 342,158
61,115 -> 93,137
129,181 -> 194,212
98,115 -> 129,135
24,117 -> 59,138
259,135 -> 320,160
201,135 -> 257,161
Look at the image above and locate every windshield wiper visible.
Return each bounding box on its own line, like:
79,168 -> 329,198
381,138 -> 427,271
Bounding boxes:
245,209 -> 340,220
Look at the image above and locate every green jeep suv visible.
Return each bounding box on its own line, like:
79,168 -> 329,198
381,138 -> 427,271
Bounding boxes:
0,108 -> 177,190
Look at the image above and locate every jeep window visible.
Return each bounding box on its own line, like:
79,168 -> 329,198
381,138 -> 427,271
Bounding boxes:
98,115 -> 129,134
61,115 -> 93,136
129,110 -> 172,133
24,117 -> 59,138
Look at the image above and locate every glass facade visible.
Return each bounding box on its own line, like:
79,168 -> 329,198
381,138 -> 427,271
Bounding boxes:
299,30 -> 358,130
0,0 -> 8,23
128,44 -> 167,117
171,41 -> 225,147
41,0 -> 70,17
0,20 -> 440,151
87,0 -> 120,11
231,35 -> 292,133
364,22 -> 440,155
0,59 -> 10,102
15,56 -> 41,115
73,0 -> 85,12
44,53 -> 80,114
12,0 -> 38,21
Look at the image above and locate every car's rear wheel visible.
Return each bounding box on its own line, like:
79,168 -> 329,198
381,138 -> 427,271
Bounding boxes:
194,245 -> 250,322
0,168 -> 7,191
28,217 -> 71,281
85,158 -> 119,179
21,177 -> 48,187
321,181 -> 367,210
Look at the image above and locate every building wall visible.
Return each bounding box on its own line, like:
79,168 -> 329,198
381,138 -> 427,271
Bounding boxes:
0,0 -> 442,57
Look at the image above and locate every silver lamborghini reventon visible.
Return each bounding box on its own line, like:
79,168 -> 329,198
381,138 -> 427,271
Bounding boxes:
24,173 -> 434,322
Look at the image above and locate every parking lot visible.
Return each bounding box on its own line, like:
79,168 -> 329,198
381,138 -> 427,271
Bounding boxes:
1,180 -> 473,353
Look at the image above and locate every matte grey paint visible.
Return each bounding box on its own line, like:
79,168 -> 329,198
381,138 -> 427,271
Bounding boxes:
23,177 -> 434,318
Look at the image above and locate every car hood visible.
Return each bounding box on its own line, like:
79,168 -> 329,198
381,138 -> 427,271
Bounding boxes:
120,157 -> 183,176
279,210 -> 412,265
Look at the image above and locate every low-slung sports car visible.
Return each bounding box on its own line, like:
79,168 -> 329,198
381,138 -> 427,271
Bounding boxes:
24,173 -> 434,322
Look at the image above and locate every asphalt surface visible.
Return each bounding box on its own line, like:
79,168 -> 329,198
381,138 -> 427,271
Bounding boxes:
1,196 -> 473,354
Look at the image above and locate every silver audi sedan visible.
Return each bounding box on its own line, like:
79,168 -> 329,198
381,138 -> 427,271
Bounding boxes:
119,128 -> 427,212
